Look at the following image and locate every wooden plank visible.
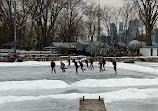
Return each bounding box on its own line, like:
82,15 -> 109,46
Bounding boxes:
79,98 -> 106,111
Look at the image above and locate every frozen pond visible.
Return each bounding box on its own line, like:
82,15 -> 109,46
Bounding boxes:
0,61 -> 158,111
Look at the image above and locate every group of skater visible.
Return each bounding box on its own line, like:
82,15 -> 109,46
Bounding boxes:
98,58 -> 117,73
51,57 -> 117,74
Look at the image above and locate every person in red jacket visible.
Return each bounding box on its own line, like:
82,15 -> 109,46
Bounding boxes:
99,58 -> 103,72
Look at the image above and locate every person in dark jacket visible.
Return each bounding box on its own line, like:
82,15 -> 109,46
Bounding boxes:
60,61 -> 66,72
67,59 -> 71,68
85,59 -> 89,68
51,61 -> 56,73
89,58 -> 94,70
72,59 -> 79,74
102,58 -> 106,71
79,61 -> 85,72
111,59 -> 117,73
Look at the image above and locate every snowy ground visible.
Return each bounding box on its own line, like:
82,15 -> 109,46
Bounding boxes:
0,61 -> 158,111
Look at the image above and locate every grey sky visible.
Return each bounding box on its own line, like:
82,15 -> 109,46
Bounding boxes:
93,0 -> 125,7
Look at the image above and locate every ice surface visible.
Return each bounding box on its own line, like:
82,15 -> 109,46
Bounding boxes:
0,80 -> 69,91
71,78 -> 158,88
0,61 -> 158,111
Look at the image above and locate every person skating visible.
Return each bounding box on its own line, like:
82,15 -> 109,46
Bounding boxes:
51,61 -> 56,73
99,58 -> 103,72
72,59 -> 79,74
112,59 -> 117,73
79,61 -> 85,72
67,58 -> 71,68
60,61 -> 66,72
102,58 -> 106,71
85,59 -> 89,68
89,58 -> 94,70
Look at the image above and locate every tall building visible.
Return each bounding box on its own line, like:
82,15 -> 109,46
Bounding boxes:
155,28 -> 158,44
110,23 -> 117,43
119,22 -> 124,43
119,22 -> 123,33
128,20 -> 139,41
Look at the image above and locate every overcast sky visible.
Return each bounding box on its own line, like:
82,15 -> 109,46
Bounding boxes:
92,0 -> 125,7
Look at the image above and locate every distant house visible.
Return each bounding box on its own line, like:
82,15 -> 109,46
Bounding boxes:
97,35 -> 111,44
50,42 -> 77,55
140,46 -> 158,56
128,40 -> 147,49
154,28 -> 158,44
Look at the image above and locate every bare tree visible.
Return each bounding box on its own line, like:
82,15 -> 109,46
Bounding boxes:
0,0 -> 35,49
134,0 -> 158,46
120,1 -> 136,43
102,5 -> 114,36
16,0 -> 34,49
28,0 -> 67,49
0,0 -> 14,44
112,8 -> 122,44
57,0 -> 86,42
84,2 -> 98,41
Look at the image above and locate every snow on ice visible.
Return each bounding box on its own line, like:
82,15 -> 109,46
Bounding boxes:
0,61 -> 158,111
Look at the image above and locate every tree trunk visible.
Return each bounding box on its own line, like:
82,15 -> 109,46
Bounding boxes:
146,27 -> 152,46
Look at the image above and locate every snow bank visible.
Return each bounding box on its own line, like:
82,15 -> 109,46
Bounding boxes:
0,61 -> 50,67
0,61 -> 67,66
117,62 -> 158,75
1,78 -> 158,91
0,80 -> 69,91
71,78 -> 158,88
0,88 -> 158,104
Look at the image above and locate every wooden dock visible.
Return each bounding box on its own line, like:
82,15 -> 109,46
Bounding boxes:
79,97 -> 106,111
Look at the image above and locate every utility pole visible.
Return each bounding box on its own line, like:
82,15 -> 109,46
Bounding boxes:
14,0 -> 17,57
97,0 -> 101,38
0,22 -> 2,40
97,1 -> 102,56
